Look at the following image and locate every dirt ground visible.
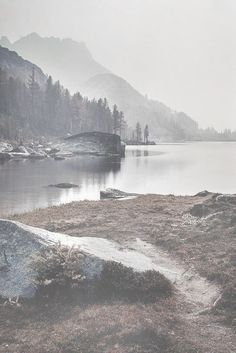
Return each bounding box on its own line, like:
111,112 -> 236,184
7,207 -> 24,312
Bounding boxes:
0,193 -> 235,352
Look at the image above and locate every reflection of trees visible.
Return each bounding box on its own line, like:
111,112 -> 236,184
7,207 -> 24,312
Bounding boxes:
0,156 -> 123,215
131,149 -> 149,157
69,156 -> 121,174
67,156 -> 122,188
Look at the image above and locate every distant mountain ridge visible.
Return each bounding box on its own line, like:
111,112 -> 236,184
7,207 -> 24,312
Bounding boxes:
0,33 -> 199,141
82,73 -> 199,140
0,46 -> 46,86
0,33 -> 109,92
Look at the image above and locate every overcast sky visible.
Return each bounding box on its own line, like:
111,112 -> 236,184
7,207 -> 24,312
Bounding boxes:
0,0 -> 235,130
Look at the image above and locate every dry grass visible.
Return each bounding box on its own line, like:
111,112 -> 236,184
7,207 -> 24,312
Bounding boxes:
3,193 -> 235,352
0,297 -> 200,353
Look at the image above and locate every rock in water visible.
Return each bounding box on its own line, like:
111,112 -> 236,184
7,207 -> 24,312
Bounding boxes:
100,188 -> 138,199
0,152 -> 11,161
48,183 -> 79,189
0,220 -> 159,298
63,131 -> 126,156
195,190 -> 211,197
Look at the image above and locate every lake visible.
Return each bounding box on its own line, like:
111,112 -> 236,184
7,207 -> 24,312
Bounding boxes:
0,142 -> 236,216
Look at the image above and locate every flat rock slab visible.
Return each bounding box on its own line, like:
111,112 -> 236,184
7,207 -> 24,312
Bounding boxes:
0,220 -> 220,308
0,220 -> 158,298
100,188 -> 138,199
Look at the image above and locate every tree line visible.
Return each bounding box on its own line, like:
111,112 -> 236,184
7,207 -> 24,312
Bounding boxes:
129,122 -> 150,144
0,67 -> 127,140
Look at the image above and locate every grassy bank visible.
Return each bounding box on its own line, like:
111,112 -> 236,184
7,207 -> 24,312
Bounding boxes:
0,193 -> 235,352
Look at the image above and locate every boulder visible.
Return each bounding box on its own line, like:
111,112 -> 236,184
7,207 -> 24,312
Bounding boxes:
10,145 -> 47,160
216,194 -> 236,205
48,183 -> 79,189
10,145 -> 30,159
54,156 -> 65,161
0,220 -> 159,298
0,152 -> 11,161
195,190 -> 211,197
0,141 -> 13,153
11,145 -> 29,154
100,188 -> 138,200
45,147 -> 60,155
28,151 -> 47,160
0,142 -> 13,153
63,131 -> 126,156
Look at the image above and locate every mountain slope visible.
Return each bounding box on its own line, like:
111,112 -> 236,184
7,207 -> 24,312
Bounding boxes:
1,34 -> 199,140
0,47 -> 118,139
0,45 -> 46,86
1,33 -> 109,92
82,73 -> 199,140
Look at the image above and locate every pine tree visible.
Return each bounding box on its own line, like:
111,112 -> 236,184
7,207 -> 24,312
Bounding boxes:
144,124 -> 149,144
112,104 -> 121,135
28,66 -> 40,126
135,122 -> 142,143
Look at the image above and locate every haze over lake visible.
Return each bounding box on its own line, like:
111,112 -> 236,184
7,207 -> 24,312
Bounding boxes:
1,142 -> 235,216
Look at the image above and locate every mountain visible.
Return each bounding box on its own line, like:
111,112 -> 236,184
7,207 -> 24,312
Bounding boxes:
0,33 -> 109,93
0,45 -> 46,86
0,36 -> 12,49
82,73 -> 199,140
1,33 -> 199,141
0,47 -> 120,139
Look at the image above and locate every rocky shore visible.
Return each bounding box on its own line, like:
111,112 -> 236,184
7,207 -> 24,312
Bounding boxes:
0,132 -> 125,163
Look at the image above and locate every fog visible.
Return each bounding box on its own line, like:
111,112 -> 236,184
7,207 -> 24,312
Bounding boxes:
0,0 -> 235,130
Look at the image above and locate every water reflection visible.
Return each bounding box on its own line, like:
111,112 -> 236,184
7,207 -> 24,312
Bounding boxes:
131,149 -> 149,157
1,142 -> 236,216
0,155 -> 122,216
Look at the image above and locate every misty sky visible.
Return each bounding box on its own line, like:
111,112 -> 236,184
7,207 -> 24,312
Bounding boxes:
0,0 -> 235,130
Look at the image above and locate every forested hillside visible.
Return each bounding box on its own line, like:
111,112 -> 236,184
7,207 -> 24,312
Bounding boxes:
1,34 -> 201,141
83,73 -> 200,141
0,47 -> 126,140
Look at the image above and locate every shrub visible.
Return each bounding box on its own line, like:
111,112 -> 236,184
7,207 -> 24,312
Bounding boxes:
33,244 -> 85,289
215,282 -> 236,312
97,261 -> 173,302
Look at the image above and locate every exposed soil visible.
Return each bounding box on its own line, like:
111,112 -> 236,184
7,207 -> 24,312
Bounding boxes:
0,193 -> 235,352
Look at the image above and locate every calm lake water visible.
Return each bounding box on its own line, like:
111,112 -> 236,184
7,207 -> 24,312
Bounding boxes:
0,142 -> 236,216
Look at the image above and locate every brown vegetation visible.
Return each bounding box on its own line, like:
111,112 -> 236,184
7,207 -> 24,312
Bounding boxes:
97,262 -> 173,303
2,193 -> 235,352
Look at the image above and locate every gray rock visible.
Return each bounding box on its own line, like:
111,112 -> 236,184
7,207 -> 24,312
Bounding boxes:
54,156 -> 65,161
0,142 -> 13,153
63,132 -> 126,156
10,145 -> 47,160
11,146 -> 29,154
0,220 -> 159,298
28,151 -> 47,159
48,183 -> 79,189
0,152 -> 11,160
10,145 -> 30,159
100,188 -> 138,199
216,194 -> 236,205
45,147 -> 60,155
195,190 -> 211,197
